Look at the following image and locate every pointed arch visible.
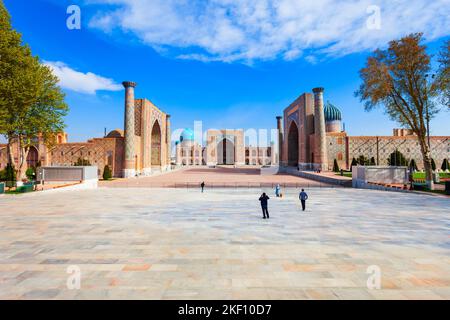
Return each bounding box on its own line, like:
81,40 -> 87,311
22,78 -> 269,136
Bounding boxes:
151,121 -> 162,166
27,146 -> 39,168
287,121 -> 299,167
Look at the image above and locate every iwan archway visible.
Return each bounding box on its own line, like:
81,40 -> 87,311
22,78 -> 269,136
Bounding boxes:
151,121 -> 162,166
217,138 -> 235,165
287,121 -> 299,167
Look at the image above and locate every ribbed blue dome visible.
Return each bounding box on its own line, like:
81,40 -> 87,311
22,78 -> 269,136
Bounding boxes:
324,101 -> 342,122
180,128 -> 194,142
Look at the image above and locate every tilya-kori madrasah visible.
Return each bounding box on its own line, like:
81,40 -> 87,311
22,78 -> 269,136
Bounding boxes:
0,83 -> 448,177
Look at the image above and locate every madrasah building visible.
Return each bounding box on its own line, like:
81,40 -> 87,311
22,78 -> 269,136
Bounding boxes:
0,83 -> 448,177
277,87 -> 449,171
174,128 -> 277,167
0,81 -> 172,178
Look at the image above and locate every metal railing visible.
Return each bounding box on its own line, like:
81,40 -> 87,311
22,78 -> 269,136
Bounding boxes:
103,181 -> 342,189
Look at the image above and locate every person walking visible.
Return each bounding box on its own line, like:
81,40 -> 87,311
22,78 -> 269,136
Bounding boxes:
299,189 -> 308,211
275,184 -> 281,197
259,193 -> 270,219
201,181 -> 205,193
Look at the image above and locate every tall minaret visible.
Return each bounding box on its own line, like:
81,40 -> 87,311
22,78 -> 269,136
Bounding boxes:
313,87 -> 328,171
276,116 -> 283,166
122,81 -> 137,178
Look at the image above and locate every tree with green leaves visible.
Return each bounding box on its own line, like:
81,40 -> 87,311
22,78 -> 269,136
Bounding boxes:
103,165 -> 112,180
356,33 -> 448,190
332,159 -> 340,172
441,158 -> 449,171
387,150 -> 408,166
436,40 -> 449,107
0,2 -> 68,180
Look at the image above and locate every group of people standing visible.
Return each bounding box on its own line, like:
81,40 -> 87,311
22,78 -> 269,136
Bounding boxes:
200,182 -> 309,220
259,186 -> 308,219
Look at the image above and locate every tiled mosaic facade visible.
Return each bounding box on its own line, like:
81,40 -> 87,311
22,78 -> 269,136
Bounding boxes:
175,131 -> 277,167
0,81 -> 171,178
279,88 -> 450,171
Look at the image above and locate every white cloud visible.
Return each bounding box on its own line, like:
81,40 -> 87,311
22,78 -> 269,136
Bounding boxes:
43,61 -> 122,94
88,0 -> 450,63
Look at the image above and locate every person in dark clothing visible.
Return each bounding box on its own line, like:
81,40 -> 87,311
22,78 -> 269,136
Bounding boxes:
259,193 -> 270,219
299,189 -> 308,211
201,182 -> 205,193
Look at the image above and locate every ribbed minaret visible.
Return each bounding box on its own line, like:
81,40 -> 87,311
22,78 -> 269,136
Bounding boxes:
122,81 -> 137,178
313,87 -> 328,171
276,116 -> 283,166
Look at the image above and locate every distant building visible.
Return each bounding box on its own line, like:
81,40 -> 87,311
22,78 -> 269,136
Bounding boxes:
175,129 -> 277,166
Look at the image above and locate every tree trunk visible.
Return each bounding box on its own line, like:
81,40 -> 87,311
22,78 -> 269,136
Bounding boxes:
6,137 -> 14,165
418,135 -> 434,190
16,137 -> 30,181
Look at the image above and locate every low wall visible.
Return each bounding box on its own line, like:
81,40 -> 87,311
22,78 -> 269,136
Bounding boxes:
280,166 -> 351,187
352,166 -> 408,189
37,166 -> 98,190
43,179 -> 98,193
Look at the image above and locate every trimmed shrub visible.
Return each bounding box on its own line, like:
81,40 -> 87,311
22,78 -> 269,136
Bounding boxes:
431,158 -> 436,171
409,159 -> 418,171
333,159 -> 340,172
25,167 -> 36,181
387,150 -> 408,166
357,155 -> 369,166
350,158 -> 358,171
74,158 -> 91,166
369,157 -> 376,166
2,164 -> 16,187
441,158 -> 450,171
103,165 -> 112,180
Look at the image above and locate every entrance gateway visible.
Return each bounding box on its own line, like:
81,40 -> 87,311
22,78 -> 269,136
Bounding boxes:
206,129 -> 245,166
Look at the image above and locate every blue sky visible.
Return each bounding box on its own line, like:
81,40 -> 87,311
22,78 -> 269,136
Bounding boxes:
3,0 -> 449,144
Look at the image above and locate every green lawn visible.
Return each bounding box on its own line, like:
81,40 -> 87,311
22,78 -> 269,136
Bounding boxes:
334,172 -> 352,178
334,171 -> 450,180
413,172 -> 450,179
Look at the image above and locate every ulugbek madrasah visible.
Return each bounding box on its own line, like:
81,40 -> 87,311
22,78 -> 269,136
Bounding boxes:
1,83 -> 448,177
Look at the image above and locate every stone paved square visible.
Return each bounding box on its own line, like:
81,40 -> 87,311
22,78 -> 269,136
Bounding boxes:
0,188 -> 449,300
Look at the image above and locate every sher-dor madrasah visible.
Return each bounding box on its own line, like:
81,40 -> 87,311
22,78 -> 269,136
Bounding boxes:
0,82 -> 448,177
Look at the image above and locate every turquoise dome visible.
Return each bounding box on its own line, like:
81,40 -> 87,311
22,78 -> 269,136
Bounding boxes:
324,101 -> 342,122
180,128 -> 194,142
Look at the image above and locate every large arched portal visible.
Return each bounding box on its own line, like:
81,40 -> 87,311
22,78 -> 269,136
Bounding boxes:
217,138 -> 235,165
287,122 -> 299,167
151,121 -> 162,166
27,146 -> 39,168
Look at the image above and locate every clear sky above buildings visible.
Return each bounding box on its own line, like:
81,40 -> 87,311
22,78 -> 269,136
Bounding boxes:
4,0 -> 449,144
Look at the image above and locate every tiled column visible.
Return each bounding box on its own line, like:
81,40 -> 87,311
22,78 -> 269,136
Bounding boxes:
276,116 -> 283,166
313,87 -> 328,171
122,81 -> 137,178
